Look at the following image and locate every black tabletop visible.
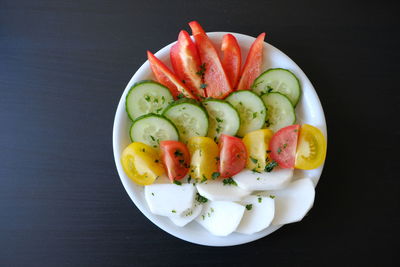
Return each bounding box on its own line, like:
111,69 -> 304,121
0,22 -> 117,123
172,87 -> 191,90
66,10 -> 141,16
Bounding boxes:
1,0 -> 399,266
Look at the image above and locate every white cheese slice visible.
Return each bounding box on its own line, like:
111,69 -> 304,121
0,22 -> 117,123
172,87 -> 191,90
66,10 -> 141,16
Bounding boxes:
144,183 -> 196,217
169,202 -> 203,227
236,195 -> 275,235
195,201 -> 245,236
232,168 -> 293,191
196,180 -> 251,201
266,178 -> 315,225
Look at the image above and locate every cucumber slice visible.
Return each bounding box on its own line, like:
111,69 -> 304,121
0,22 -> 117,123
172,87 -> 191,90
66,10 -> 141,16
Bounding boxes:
163,99 -> 208,144
202,100 -> 240,142
126,80 -> 173,120
261,92 -> 296,132
252,68 -> 301,106
225,91 -> 267,137
130,114 -> 179,148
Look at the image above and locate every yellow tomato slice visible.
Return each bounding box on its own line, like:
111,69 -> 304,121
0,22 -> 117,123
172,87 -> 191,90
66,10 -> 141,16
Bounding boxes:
295,124 -> 327,170
121,142 -> 165,186
242,129 -> 274,172
187,136 -> 219,181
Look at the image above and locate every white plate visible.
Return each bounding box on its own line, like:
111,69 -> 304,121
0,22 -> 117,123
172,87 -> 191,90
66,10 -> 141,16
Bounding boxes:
113,32 -> 327,246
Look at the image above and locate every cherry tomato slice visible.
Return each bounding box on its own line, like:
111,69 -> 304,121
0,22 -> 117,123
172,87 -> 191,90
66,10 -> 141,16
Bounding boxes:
147,50 -> 196,100
170,30 -> 205,98
221,34 -> 241,89
160,140 -> 190,182
269,124 -> 300,168
218,134 -> 247,178
237,32 -> 265,90
295,124 -> 327,170
189,21 -> 233,99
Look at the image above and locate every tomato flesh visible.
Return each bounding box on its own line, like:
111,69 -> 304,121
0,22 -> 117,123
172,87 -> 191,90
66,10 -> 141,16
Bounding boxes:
269,124 -> 300,168
170,30 -> 205,98
160,140 -> 190,181
147,50 -> 196,99
237,32 -> 266,90
218,134 -> 247,178
295,124 -> 327,170
221,34 -> 241,89
121,142 -> 165,186
189,21 -> 233,99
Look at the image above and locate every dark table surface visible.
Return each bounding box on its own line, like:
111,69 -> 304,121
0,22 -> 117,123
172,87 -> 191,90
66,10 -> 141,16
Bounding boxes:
1,0 -> 399,266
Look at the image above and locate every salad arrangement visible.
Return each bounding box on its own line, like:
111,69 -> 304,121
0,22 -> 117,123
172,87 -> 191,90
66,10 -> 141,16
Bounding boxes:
120,21 -> 327,236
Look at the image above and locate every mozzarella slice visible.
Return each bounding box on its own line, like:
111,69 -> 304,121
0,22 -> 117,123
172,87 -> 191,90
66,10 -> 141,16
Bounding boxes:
144,183 -> 196,217
196,201 -> 245,236
196,180 -> 251,201
169,202 -> 203,227
233,168 -> 293,191
236,195 -> 275,235
266,178 -> 315,225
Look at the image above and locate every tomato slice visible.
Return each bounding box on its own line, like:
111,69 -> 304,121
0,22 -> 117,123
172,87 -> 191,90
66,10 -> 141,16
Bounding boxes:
187,136 -> 219,181
147,51 -> 196,100
189,21 -> 233,99
221,34 -> 241,89
218,134 -> 247,178
170,30 -> 205,99
295,124 -> 327,170
121,142 -> 165,186
242,129 -> 274,172
269,124 -> 300,168
237,32 -> 266,90
160,140 -> 190,181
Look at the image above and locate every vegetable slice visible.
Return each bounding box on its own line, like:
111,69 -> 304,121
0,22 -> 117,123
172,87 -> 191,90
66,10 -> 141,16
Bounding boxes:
170,30 -> 205,98
295,124 -> 327,170
147,50 -> 196,99
160,140 -> 190,181
261,92 -> 296,132
125,80 -> 173,120
189,21 -> 233,99
237,33 -> 266,90
221,34 -> 241,88
130,114 -> 179,149
269,124 -> 300,168
218,134 -> 247,178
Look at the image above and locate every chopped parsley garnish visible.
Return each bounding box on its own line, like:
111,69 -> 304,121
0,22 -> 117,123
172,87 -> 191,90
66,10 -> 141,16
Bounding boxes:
156,108 -> 162,113
245,204 -> 253,210
215,156 -> 220,161
201,175 -> 207,183
154,159 -> 159,163
265,119 -> 271,127
252,112 -> 258,119
265,160 -> 278,172
222,178 -> 237,186
177,93 -> 184,99
252,168 -> 261,173
187,176 -> 192,183
182,79 -> 186,84
216,117 -> 223,123
178,159 -> 184,164
144,95 -> 151,102
216,126 -> 221,133
269,195 -> 276,199
267,85 -> 274,93
266,150 -> 271,153
283,143 -> 288,148
171,210 -> 176,213
258,197 -> 262,203
277,147 -> 282,154
150,135 -> 155,141
257,177 -> 261,180
141,148 -> 146,152
196,193 -> 208,203
200,83 -> 207,89
250,156 -> 258,164
161,96 -> 165,104
173,180 -> 182,186
196,63 -> 206,77
151,192 -> 155,196
174,150 -> 183,157
154,98 -> 158,103
211,172 -> 220,180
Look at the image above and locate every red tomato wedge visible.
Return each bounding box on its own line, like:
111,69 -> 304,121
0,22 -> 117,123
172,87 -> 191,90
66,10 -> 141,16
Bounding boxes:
218,134 -> 247,178
160,140 -> 190,182
221,34 -> 241,89
237,32 -> 266,90
269,125 -> 300,168
189,21 -> 233,99
147,51 -> 196,100
170,30 -> 205,98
